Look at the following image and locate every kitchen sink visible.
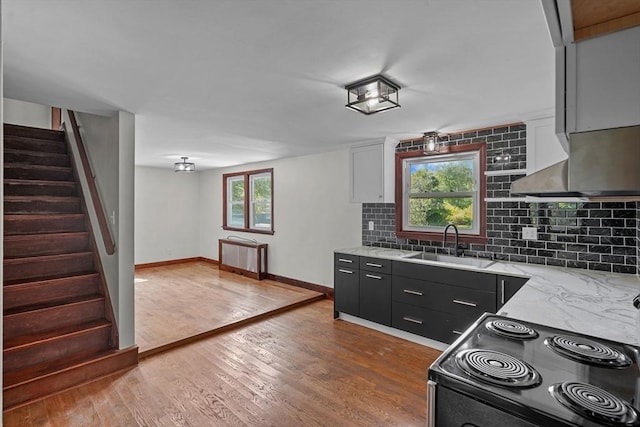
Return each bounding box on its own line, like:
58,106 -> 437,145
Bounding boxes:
404,252 -> 496,268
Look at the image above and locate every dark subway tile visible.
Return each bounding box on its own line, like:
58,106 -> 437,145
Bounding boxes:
589,263 -> 612,272
613,265 -> 637,274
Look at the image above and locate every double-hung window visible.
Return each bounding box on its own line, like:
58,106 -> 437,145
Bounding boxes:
396,143 -> 486,242
223,168 -> 274,234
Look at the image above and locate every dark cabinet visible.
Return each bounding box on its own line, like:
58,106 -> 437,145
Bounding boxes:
392,260 -> 497,344
334,253 -> 360,317
359,270 -> 391,326
497,275 -> 529,309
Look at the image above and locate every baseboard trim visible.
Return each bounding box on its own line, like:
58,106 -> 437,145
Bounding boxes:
135,257 -> 218,270
267,273 -> 334,299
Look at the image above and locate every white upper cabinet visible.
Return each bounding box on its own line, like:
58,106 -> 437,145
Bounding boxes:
567,26 -> 640,133
350,137 -> 397,203
525,116 -> 568,174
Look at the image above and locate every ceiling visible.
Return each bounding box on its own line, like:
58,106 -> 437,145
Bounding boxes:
3,0 -> 554,170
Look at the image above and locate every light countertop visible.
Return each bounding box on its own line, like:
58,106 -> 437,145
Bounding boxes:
335,246 -> 640,345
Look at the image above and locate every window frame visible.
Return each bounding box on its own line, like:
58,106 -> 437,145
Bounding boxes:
395,143 -> 487,244
223,168 -> 274,235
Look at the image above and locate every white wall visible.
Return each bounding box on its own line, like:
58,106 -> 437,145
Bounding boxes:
198,149 -> 362,287
3,98 -> 51,128
65,110 -> 136,349
135,166 -> 200,264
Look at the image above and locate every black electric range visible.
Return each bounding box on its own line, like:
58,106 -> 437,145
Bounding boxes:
428,313 -> 640,427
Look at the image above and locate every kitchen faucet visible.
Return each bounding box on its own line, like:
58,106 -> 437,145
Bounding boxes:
443,223 -> 463,257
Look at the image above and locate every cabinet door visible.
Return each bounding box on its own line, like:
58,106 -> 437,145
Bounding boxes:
359,271 -> 391,326
350,143 -> 384,203
497,275 -> 529,309
335,267 -> 359,316
570,26 -> 640,132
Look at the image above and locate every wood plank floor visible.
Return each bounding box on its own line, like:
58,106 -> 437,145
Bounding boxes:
134,261 -> 323,356
4,299 -> 443,426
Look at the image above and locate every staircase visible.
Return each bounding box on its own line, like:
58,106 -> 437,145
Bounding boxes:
3,123 -> 137,410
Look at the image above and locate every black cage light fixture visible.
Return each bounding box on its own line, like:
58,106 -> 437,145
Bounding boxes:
423,131 -> 440,154
345,74 -> 400,115
175,156 -> 196,172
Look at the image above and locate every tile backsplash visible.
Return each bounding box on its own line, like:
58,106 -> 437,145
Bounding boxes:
362,124 -> 639,275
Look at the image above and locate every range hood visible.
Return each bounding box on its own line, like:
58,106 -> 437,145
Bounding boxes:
511,125 -> 640,198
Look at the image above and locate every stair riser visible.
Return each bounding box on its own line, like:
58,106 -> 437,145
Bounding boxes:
4,215 -> 86,236
4,182 -> 77,197
4,137 -> 67,154
4,234 -> 90,258
5,151 -> 70,167
2,347 -> 138,411
4,299 -> 105,341
4,124 -> 65,141
3,253 -> 94,283
3,327 -> 112,373
4,275 -> 100,311
4,198 -> 81,214
4,166 -> 73,181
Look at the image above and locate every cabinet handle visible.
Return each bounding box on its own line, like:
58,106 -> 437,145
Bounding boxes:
365,262 -> 383,268
338,269 -> 353,274
452,330 -> 463,335
500,279 -> 505,305
338,258 -> 353,263
453,299 -> 477,307
403,316 -> 423,325
403,289 -> 423,296
365,274 -> 382,280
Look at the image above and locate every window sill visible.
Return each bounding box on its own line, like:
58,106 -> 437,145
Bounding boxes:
222,226 -> 274,236
396,230 -> 487,245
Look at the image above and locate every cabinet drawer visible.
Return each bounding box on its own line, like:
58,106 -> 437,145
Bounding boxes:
392,260 -> 496,292
335,253 -> 359,268
360,256 -> 392,274
392,302 -> 454,343
359,271 -> 391,326
392,277 -> 496,316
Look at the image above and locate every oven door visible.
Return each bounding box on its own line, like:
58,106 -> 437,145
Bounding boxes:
428,381 -> 542,427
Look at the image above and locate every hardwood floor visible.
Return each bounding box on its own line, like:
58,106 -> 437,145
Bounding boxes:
4,299 -> 443,426
134,261 -> 323,356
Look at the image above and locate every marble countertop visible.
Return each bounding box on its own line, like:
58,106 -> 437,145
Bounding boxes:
335,246 -> 640,345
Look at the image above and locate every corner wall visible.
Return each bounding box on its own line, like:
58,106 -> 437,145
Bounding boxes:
198,149 -> 362,287
3,98 -> 51,128
134,166 -> 200,264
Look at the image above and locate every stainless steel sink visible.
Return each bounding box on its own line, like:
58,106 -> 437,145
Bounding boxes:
404,252 -> 496,268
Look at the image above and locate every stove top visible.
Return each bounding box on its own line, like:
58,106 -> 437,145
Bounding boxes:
428,314 -> 640,427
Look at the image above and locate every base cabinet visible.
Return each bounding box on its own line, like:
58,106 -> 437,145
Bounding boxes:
334,252 -> 529,343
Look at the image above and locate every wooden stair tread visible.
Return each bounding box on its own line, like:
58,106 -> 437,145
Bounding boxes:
4,124 -> 65,141
3,319 -> 111,351
4,213 -> 85,220
4,195 -> 79,202
4,231 -> 89,241
4,178 -> 76,187
3,272 -> 98,288
3,348 -> 122,388
4,148 -> 69,158
4,293 -> 105,316
4,163 -> 72,171
3,251 -> 93,265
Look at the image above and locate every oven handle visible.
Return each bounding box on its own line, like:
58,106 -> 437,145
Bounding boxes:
427,380 -> 437,427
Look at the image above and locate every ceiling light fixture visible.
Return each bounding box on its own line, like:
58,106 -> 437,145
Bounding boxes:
345,74 -> 400,115
174,156 -> 196,172
423,131 -> 440,154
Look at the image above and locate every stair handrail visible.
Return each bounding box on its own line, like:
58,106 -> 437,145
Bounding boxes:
67,110 -> 116,255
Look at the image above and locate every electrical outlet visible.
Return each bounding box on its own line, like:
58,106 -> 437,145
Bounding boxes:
522,226 -> 538,240
368,221 -> 374,231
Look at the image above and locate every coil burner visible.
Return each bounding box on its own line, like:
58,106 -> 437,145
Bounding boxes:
551,382 -> 640,426
545,335 -> 632,368
485,319 -> 539,340
455,349 -> 541,388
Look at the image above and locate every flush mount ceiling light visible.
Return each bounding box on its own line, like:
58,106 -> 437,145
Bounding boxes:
345,74 -> 400,115
174,156 -> 196,172
423,131 -> 440,154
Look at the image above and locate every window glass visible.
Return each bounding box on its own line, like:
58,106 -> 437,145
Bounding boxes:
404,151 -> 479,233
223,169 -> 274,234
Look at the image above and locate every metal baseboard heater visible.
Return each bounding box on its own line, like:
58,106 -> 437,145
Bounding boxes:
219,236 -> 268,280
